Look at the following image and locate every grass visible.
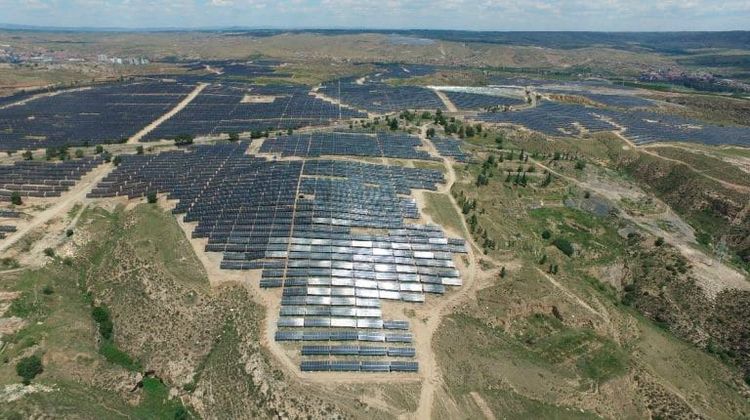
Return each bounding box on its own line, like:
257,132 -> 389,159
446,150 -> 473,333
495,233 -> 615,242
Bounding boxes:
99,341 -> 142,372
422,191 -> 466,238
0,204 -> 203,417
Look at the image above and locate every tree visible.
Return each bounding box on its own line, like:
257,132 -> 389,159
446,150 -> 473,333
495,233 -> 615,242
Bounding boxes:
541,230 -> 552,240
389,118 -> 399,131
465,125 -> 475,138
575,160 -> 586,170
136,145 -> 144,155
499,266 -> 506,278
655,237 -> 665,247
553,238 -> 574,257
10,192 -> 22,206
426,127 -> 436,138
16,355 -> 43,385
102,151 -> 112,163
539,254 -> 547,265
95,145 -> 104,154
228,132 -> 240,142
287,128 -> 293,135
43,247 -> 55,258
22,150 -> 33,161
112,155 -> 122,166
147,192 -> 157,204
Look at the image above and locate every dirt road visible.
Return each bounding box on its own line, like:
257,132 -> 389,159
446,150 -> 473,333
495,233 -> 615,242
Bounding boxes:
0,163 -> 113,253
127,83 -> 207,144
433,89 -> 458,113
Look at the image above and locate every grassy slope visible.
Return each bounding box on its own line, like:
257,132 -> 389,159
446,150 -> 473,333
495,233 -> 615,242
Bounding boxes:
434,136 -> 750,418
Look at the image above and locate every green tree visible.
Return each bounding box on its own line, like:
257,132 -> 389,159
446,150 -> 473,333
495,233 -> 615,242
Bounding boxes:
112,155 -> 122,166
228,132 -> 240,142
136,145 -> 144,155
95,145 -> 104,154
10,191 -> 22,206
389,118 -> 399,131
75,149 -> 84,158
147,192 -> 158,204
16,355 -> 43,385
22,150 -> 33,160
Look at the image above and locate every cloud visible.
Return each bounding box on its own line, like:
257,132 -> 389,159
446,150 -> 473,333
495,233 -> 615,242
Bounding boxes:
0,0 -> 747,30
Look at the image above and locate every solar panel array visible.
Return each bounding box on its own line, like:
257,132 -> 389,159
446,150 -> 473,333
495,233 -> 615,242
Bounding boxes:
476,100 -> 750,146
430,136 -> 473,162
0,81 -> 195,151
583,93 -> 654,108
602,109 -> 750,146
0,156 -> 103,201
89,141 -> 468,373
443,91 -> 524,110
145,83 -> 364,140
368,63 -> 436,82
319,80 -> 445,114
259,131 -> 435,160
476,101 -> 616,136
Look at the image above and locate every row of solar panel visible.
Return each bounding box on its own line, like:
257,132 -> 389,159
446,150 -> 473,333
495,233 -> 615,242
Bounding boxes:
301,345 -> 415,357
276,330 -> 412,342
300,360 -> 418,372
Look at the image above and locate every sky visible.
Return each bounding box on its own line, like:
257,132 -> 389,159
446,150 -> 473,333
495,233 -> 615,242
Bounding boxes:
1,0 -> 749,31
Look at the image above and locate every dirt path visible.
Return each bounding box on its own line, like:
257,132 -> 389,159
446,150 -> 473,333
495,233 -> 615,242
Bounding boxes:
536,268 -> 602,318
528,156 -> 749,296
413,123 -> 485,419
615,133 -> 750,193
127,83 -> 207,144
470,392 -> 497,420
0,163 -> 113,254
433,89 -> 458,113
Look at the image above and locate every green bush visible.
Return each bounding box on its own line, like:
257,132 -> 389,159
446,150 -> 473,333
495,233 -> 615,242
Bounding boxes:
92,306 -> 114,340
16,355 -> 43,385
147,192 -> 158,204
10,191 -> 22,206
553,238 -> 574,257
99,341 -> 141,371
541,230 -> 552,240
43,247 -> 55,258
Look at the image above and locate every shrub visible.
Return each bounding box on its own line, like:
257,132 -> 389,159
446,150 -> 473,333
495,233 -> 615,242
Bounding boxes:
553,238 -> 574,257
75,149 -> 84,158
95,145 -> 104,154
541,229 -> 552,240
92,306 -> 113,340
66,229 -> 74,237
42,285 -> 54,295
228,132 -> 240,142
136,145 -> 144,155
16,355 -> 43,385
655,237 -> 665,247
22,150 -> 33,160
147,192 -> 157,204
10,191 -> 22,206
43,248 -> 55,258
174,134 -> 194,146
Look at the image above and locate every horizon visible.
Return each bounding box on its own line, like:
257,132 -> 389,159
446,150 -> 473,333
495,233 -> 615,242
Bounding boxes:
2,23 -> 750,33
1,1 -> 749,32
